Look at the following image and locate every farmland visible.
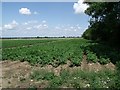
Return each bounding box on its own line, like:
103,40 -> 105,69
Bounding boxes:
1,38 -> 58,48
1,38 -> 120,88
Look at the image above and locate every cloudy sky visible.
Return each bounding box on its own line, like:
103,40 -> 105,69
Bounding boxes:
1,1 -> 89,37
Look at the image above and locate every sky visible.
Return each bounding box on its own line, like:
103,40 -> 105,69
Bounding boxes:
1,1 -> 90,37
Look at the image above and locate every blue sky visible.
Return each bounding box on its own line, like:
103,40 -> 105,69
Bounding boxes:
1,1 -> 90,37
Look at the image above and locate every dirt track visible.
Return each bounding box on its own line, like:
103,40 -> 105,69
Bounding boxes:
1,58 -> 115,88
1,61 -> 32,88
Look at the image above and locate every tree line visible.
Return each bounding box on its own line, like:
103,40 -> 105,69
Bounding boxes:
82,2 -> 120,47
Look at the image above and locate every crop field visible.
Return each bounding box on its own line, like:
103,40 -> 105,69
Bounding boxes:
1,38 -> 58,48
1,38 -> 120,88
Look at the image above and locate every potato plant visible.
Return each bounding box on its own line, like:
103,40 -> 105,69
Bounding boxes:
2,38 -> 120,66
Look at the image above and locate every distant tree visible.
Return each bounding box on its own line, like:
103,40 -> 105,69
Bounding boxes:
45,36 -> 48,38
63,36 -> 65,38
37,36 -> 40,38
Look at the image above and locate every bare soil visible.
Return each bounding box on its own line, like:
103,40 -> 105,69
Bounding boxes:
1,57 -> 115,88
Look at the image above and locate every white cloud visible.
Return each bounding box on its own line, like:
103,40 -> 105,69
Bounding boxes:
24,22 -> 28,25
43,24 -> 48,28
70,26 -> 74,29
22,21 -> 38,26
0,27 -> 1,30
12,20 -> 18,25
2,19 -> 85,37
34,23 -> 48,30
64,29 -> 68,31
4,25 -> 13,30
42,20 -> 46,23
33,11 -> 39,15
43,24 -> 47,27
22,20 -> 48,30
28,20 -> 38,24
73,0 -> 89,14
77,26 -> 81,29
23,22 -> 28,25
74,29 -> 77,31
4,20 -> 18,30
19,8 -> 31,15
26,27 -> 32,30
55,26 -> 61,29
34,24 -> 42,29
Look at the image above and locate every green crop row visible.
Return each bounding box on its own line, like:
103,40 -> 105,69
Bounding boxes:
2,39 -> 87,67
2,38 -> 120,66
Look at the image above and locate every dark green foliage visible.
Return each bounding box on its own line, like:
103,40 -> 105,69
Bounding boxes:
99,56 -> 110,65
27,86 -> 37,90
114,61 -> 120,89
82,2 -> 120,47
